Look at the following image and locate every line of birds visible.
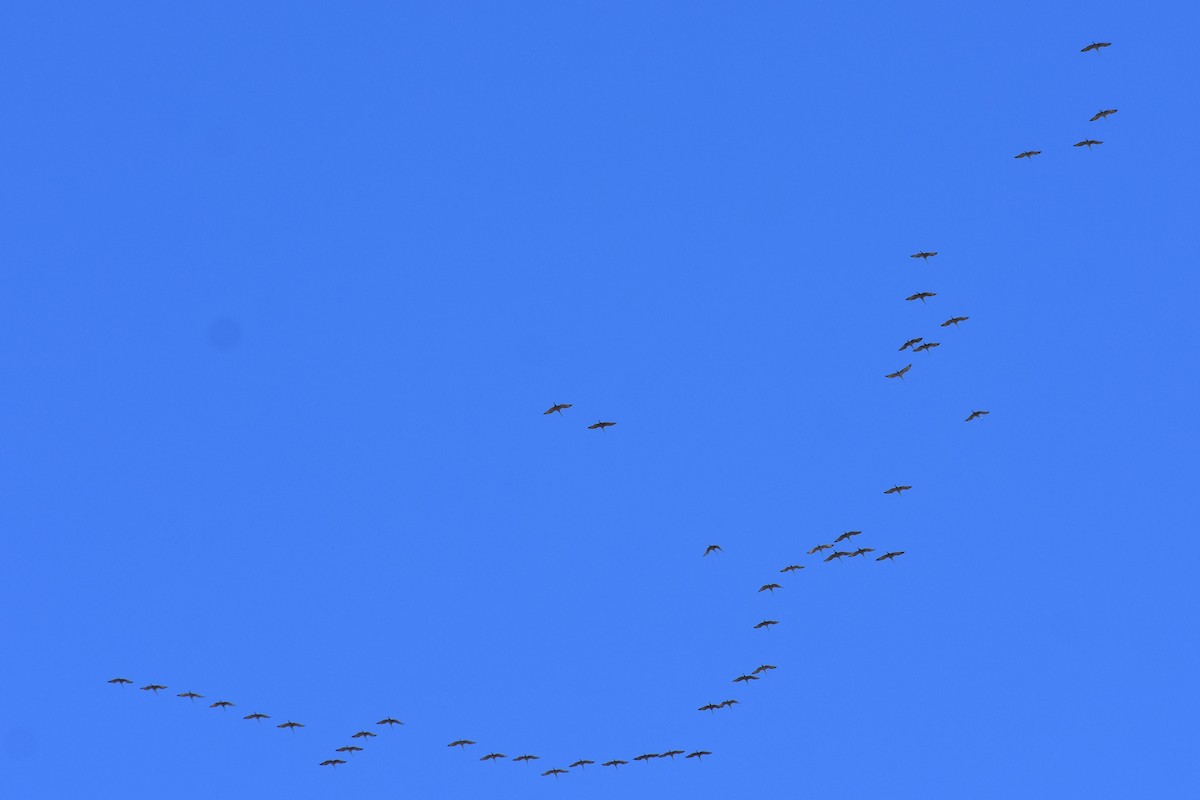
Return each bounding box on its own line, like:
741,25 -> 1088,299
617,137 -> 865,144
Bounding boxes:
444,739 -> 712,778
1015,42 -> 1117,159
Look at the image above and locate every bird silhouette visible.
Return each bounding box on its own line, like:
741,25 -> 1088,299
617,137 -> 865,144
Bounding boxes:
1081,41 -> 1112,53
780,564 -> 804,573
108,677 -> 133,685
377,717 -> 403,726
906,292 -> 936,304
351,731 -> 376,739
899,337 -> 924,351
1090,109 -> 1118,121
514,754 -> 540,763
544,403 -> 572,416
703,544 -> 722,556
603,759 -> 628,768
754,619 -> 779,630
570,759 -> 594,769
661,749 -> 686,759
336,746 -> 364,755
886,364 -> 912,381
940,316 -> 969,327
733,674 -> 760,684
884,485 -> 912,496
759,583 -> 782,593
910,251 -> 938,262
699,703 -> 720,713
209,701 -> 235,710
824,550 -> 851,562
588,421 -> 616,431
319,759 -> 346,767
686,751 -> 712,761
808,544 -> 834,555
449,740 -> 475,749
753,664 -> 777,674
834,531 -> 862,544
877,551 -> 906,561
718,699 -> 740,710
278,721 -> 305,731
481,753 -> 506,762
913,341 -> 940,352
542,768 -> 568,779
243,713 -> 269,722
1015,150 -> 1042,160
140,684 -> 167,694
965,410 -> 990,422
849,547 -> 876,559
177,692 -> 203,702
1074,139 -> 1103,150
633,753 -> 659,762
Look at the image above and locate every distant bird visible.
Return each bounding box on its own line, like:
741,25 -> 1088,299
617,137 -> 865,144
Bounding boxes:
1090,109 -> 1118,121
661,749 -> 686,759
753,664 -> 777,674
732,674 -> 760,684
699,703 -> 720,713
884,484 -> 912,496
603,760 -> 628,768
278,721 -> 305,731
481,753 -> 506,762
243,713 -> 269,722
588,421 -> 616,431
320,759 -> 346,768
544,403 -> 572,416
886,364 -> 912,381
1074,139 -> 1103,150
899,337 -> 924,351
913,341 -> 940,353
754,619 -> 779,630
377,717 -> 404,727
686,751 -> 712,761
703,544 -> 722,556
718,699 -> 740,710
633,753 -> 659,763
759,583 -> 782,593
351,731 -> 376,740
910,251 -> 938,262
780,564 -> 804,573
514,754 -> 540,763
108,677 -> 133,685
449,740 -> 476,749
940,316 -> 969,327
177,692 -> 203,702
570,760 -> 594,769
1081,41 -> 1112,53
210,701 -> 235,710
336,746 -> 364,755
849,547 -> 876,559
965,410 -> 990,422
877,551 -> 906,561
834,530 -> 862,544
807,544 -> 834,555
824,550 -> 851,562
1015,150 -> 1042,160
140,684 -> 167,694
542,768 -> 568,779
906,292 -> 936,304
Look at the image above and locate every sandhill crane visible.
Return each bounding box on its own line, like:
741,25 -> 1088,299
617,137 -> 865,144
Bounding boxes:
877,551 -> 906,561
913,341 -> 940,352
544,403 -> 572,416
336,746 -> 363,755
703,544 -> 722,556
177,692 -> 203,702
1015,150 -> 1042,160
1074,139 -> 1103,150
753,664 -> 777,674
686,751 -> 712,761
278,721 -> 304,731
824,550 -> 850,562
633,753 -> 659,762
514,754 -> 540,763
849,547 -> 876,559
808,544 -> 833,555
1081,41 -> 1111,53
108,677 -> 132,685
754,619 -> 779,630
449,740 -> 476,749
886,364 -> 912,381
906,292 -> 936,304
602,759 -> 628,768
588,421 -> 616,431
965,410 -> 990,422
320,759 -> 346,767
699,703 -> 720,713
210,700 -> 235,710
1090,109 -> 1118,121
481,753 -> 506,762
834,531 -> 862,544
140,684 -> 167,694
718,699 -> 739,710
899,337 -> 924,352
661,749 -> 686,759
940,316 -> 969,327
377,717 -> 403,726
543,768 -> 568,779
733,674 -> 760,684
884,484 -> 912,496
780,564 -> 804,573
570,759 -> 594,769
759,583 -> 782,593
244,713 -> 269,722
910,251 -> 938,262
351,731 -> 376,740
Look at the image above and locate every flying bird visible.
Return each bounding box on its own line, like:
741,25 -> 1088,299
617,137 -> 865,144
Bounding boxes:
1090,109 -> 1118,121
686,751 -> 712,761
1015,150 -> 1042,160
703,544 -> 722,556
209,701 -> 235,710
481,753 -> 506,762
910,251 -> 938,262
108,677 -> 133,685
1074,139 -> 1103,150
377,717 -> 403,726
140,685 -> 167,694
699,703 -> 720,713
278,721 -> 305,731
336,746 -> 364,755
718,700 -> 740,710
602,760 -> 628,768
913,341 -> 940,352
884,485 -> 912,496
177,692 -> 203,702
351,731 -> 376,739
543,403 -> 572,416
940,316 -> 969,327
753,664 -> 777,674
877,551 -> 906,561
542,768 -> 568,779
633,753 -> 660,763
906,292 -> 936,304
965,410 -> 990,422
243,713 -> 269,722
588,421 -> 616,431
886,364 -> 912,381
824,550 -> 851,562
899,337 -> 924,352
754,619 -> 779,630
732,674 -> 760,684
319,759 -> 346,767
570,760 -> 595,769
449,740 -> 476,749
849,547 -> 876,559
780,564 -> 804,573
834,531 -> 862,544
808,544 -> 833,555
759,583 -> 782,593
661,749 -> 686,759
1081,41 -> 1112,53
514,754 -> 540,763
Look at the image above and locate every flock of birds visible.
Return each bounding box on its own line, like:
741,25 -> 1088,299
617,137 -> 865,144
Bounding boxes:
107,39 -> 1114,782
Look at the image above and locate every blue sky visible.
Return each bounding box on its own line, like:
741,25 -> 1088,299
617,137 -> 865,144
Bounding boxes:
1,2 -> 1197,797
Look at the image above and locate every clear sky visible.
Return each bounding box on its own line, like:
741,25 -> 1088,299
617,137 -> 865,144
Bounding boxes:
2,2 -> 1197,798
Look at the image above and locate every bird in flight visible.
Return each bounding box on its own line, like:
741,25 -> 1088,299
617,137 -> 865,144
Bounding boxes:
906,292 -> 936,304
543,403 -> 572,416
886,364 -> 912,381
278,721 -> 305,731
940,316 -> 969,327
753,664 -> 777,674
686,751 -> 712,761
449,740 -> 475,749
602,759 -> 628,768
244,713 -> 269,722
834,531 -> 862,545
514,754 -> 540,763
336,746 -> 364,755
913,341 -> 940,353
759,583 -> 782,593
780,564 -> 803,574
1074,139 -> 1103,150
542,768 -> 568,779
1015,150 -> 1042,160
351,731 -> 376,740
1090,109 -> 1118,121
633,753 -> 660,763
808,543 -> 833,555
177,692 -> 204,702
588,421 -> 616,431
718,699 -> 740,710
877,551 -> 906,561
210,701 -> 235,710
910,251 -> 938,262
884,484 -> 912,496
703,544 -> 722,556
899,337 -> 924,351
824,550 -> 851,562
661,749 -> 686,759
319,759 -> 347,768
108,677 -> 133,685
481,753 -> 506,762
140,684 -> 167,694
570,760 -> 594,769
377,717 -> 403,727
965,410 -> 990,422
849,547 -> 876,559
1081,41 -> 1112,53
699,703 -> 720,713
754,619 -> 779,630
732,674 -> 760,684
